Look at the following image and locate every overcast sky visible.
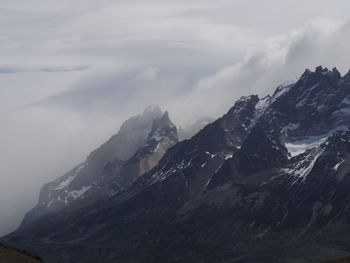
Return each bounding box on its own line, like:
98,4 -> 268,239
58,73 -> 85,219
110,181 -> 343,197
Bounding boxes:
1,0 -> 350,235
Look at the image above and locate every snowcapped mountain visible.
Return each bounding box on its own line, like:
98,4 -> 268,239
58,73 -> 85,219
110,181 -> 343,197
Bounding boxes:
20,106 -> 179,227
5,66 -> 350,263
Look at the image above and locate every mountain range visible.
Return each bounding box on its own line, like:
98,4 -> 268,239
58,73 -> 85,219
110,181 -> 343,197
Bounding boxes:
3,66 -> 350,263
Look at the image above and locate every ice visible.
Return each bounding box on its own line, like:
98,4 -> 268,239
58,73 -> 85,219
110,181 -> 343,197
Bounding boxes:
285,126 -> 347,158
285,137 -> 327,158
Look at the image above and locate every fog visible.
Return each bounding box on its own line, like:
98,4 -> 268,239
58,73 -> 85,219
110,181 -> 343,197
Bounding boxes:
1,0 -> 350,235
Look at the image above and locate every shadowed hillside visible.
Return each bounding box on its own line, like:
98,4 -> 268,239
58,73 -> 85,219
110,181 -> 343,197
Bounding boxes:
0,243 -> 43,263
325,257 -> 350,263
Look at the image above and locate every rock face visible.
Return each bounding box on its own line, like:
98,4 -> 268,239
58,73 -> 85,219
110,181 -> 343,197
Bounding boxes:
0,243 -> 43,263
5,66 -> 350,263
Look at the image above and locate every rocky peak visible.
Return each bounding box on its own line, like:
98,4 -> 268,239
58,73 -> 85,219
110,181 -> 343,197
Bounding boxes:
342,70 -> 350,83
148,111 -> 178,143
112,111 -> 179,191
119,105 -> 162,136
314,65 -> 341,79
228,95 -> 259,115
298,66 -> 340,87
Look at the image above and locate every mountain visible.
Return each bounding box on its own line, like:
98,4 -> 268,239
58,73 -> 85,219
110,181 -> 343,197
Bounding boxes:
20,106 -> 179,228
4,66 -> 350,263
0,243 -> 43,263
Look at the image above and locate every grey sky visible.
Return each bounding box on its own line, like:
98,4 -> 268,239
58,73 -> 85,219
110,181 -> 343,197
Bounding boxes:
1,0 -> 350,235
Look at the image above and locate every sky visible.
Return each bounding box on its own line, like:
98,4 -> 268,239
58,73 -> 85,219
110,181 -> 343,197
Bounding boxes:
1,0 -> 350,235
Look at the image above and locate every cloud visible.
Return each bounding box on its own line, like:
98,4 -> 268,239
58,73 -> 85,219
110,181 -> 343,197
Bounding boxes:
168,18 -> 350,121
33,17 -> 350,125
0,65 -> 90,74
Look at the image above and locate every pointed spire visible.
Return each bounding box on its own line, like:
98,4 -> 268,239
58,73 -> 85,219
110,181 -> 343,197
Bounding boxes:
315,65 -> 323,73
342,69 -> 350,82
148,111 -> 178,143
300,68 -> 313,81
331,67 -> 341,80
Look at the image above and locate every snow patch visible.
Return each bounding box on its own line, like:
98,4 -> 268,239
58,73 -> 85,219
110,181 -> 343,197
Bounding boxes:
333,160 -> 344,171
296,98 -> 307,108
150,129 -> 166,142
67,185 -> 91,200
285,137 -> 327,158
250,81 -> 295,129
282,148 -> 324,181
205,152 -> 216,158
225,153 -> 233,160
54,163 -> 86,190
281,78 -> 298,87
285,126 -> 347,158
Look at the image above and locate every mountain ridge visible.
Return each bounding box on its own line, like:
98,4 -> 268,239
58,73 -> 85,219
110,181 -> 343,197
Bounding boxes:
4,66 -> 350,263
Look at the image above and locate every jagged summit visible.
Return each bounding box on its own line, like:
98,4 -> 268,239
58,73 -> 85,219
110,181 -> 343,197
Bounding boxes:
114,111 -> 179,190
117,104 -> 162,141
300,65 -> 342,85
148,111 -> 178,143
6,66 -> 350,263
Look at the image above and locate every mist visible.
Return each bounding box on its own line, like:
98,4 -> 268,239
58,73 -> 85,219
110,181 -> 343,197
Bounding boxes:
1,0 -> 350,236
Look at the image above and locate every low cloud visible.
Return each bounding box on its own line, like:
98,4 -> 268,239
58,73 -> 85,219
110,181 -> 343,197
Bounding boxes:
0,65 -> 90,74
34,18 -> 350,125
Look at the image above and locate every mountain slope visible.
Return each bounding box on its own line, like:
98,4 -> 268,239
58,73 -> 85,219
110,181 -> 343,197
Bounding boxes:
5,66 -> 350,263
0,243 -> 43,263
325,258 -> 350,263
